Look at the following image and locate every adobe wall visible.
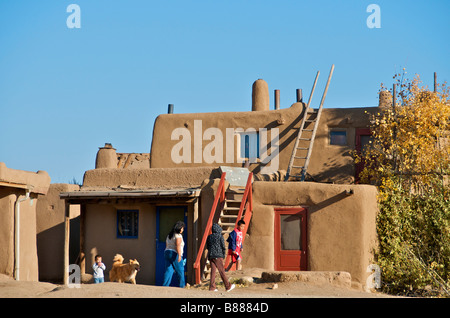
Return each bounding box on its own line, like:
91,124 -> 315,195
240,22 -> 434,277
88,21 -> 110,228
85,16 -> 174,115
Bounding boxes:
149,104 -> 377,184
83,202 -> 196,285
95,143 -> 150,169
36,183 -> 80,282
245,181 -> 378,288
82,166 -> 220,190
0,162 -> 51,281
0,190 -> 41,281
0,187 -> 16,277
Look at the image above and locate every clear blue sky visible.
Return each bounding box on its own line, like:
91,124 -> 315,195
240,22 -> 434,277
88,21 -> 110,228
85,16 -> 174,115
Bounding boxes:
0,0 -> 449,183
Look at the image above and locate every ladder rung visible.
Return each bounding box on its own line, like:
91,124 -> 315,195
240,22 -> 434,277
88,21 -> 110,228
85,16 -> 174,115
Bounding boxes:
297,147 -> 309,150
303,129 -> 313,132
299,138 -> 311,141
292,165 -> 304,169
305,119 -> 316,122
294,156 -> 307,160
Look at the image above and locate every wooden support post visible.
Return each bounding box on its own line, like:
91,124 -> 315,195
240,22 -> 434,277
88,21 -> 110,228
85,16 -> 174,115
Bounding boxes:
434,72 -> 437,93
79,204 -> 86,274
393,83 -> 396,108
274,89 -> 280,110
297,89 -> 303,103
63,201 -> 70,285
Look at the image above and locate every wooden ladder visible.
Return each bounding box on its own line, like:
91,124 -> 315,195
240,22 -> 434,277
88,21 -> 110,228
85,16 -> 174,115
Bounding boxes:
285,64 -> 335,181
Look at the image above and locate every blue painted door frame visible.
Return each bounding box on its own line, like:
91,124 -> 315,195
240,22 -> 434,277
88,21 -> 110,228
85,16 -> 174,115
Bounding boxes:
155,206 -> 187,286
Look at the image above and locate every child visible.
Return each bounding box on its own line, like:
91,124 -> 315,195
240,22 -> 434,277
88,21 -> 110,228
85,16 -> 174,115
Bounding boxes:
93,255 -> 106,283
206,223 -> 235,292
226,220 -> 245,271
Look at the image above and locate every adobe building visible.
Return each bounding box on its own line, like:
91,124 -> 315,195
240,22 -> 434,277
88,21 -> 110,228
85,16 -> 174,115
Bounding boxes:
36,183 -> 80,282
59,78 -> 385,289
0,162 -> 51,281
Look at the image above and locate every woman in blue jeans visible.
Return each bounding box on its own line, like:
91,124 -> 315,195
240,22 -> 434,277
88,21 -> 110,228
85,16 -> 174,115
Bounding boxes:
163,221 -> 185,287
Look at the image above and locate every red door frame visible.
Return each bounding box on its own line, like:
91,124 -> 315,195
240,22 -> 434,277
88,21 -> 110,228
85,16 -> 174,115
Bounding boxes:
274,207 -> 308,271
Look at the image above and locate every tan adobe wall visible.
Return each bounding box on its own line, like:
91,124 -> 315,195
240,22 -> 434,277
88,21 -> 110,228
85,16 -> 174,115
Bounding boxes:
149,104 -> 378,184
245,181 -> 378,288
82,166 -> 220,190
36,183 -> 80,282
0,162 -> 51,281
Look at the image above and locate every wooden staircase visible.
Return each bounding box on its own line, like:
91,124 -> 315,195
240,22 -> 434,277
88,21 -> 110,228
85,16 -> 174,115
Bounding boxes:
285,65 -> 335,182
219,188 -> 245,238
194,172 -> 253,284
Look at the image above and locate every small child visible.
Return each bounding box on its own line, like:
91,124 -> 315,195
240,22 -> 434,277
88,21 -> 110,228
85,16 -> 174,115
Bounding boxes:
226,220 -> 245,271
206,223 -> 235,292
92,255 -> 106,283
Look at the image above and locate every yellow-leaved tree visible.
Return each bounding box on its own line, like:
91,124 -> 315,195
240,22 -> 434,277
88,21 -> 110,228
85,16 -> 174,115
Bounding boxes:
356,72 -> 450,297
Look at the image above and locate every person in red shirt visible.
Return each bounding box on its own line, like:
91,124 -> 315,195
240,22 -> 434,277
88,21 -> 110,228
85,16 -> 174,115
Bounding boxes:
226,220 -> 245,271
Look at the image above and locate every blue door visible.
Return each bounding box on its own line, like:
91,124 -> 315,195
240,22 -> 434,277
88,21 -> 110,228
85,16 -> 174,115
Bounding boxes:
155,206 -> 187,286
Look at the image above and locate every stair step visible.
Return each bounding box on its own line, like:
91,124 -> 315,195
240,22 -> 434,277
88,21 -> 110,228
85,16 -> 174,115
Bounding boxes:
221,211 -> 239,216
225,199 -> 242,203
223,207 -> 240,211
219,222 -> 236,227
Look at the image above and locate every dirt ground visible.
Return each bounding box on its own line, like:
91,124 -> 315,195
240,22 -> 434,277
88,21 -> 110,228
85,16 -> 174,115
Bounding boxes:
0,269 -> 396,299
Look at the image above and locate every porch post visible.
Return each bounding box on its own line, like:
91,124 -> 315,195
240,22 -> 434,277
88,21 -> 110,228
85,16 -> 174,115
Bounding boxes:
79,204 -> 86,274
63,201 -> 70,285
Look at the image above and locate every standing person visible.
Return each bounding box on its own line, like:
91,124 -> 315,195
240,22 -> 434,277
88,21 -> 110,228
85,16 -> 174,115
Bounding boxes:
226,220 -> 245,271
163,221 -> 186,287
206,223 -> 235,292
92,254 -> 106,284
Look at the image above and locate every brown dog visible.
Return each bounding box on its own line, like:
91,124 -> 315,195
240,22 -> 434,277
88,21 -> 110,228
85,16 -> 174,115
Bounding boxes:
109,254 -> 141,284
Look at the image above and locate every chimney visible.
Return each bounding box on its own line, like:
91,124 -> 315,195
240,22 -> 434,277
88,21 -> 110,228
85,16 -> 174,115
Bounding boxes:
252,79 -> 270,111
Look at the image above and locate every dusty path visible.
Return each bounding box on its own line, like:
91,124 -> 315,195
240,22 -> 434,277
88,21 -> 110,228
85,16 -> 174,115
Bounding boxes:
0,273 -> 394,299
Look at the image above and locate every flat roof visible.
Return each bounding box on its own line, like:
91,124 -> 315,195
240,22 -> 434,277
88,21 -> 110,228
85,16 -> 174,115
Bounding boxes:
60,188 -> 201,201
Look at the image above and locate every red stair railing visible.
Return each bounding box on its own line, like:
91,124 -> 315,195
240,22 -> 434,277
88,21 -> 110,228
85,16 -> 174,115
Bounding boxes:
193,172 -> 226,284
224,172 -> 253,271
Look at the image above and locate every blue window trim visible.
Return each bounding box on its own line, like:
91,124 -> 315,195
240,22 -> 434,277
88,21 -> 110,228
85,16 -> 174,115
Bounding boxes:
329,130 -> 347,145
240,132 -> 260,159
117,209 -> 139,239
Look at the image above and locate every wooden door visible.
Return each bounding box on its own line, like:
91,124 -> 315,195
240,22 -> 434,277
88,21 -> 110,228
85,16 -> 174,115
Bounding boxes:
274,208 -> 307,271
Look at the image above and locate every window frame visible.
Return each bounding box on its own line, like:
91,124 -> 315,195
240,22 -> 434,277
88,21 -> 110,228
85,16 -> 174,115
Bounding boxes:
236,129 -> 260,162
329,129 -> 348,146
116,209 -> 139,239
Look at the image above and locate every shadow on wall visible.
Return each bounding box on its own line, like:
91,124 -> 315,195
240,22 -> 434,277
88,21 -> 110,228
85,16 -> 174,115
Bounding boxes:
307,191 -> 355,214
37,217 -> 80,283
310,152 -> 355,184
250,104 -> 306,175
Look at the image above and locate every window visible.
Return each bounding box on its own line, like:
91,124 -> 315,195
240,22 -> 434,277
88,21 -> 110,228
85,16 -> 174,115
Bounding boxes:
117,210 -> 139,238
239,131 -> 260,160
330,130 -> 347,145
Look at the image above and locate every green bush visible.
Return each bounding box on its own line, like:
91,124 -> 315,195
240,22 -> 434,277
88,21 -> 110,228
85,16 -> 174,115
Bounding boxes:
376,177 -> 450,297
